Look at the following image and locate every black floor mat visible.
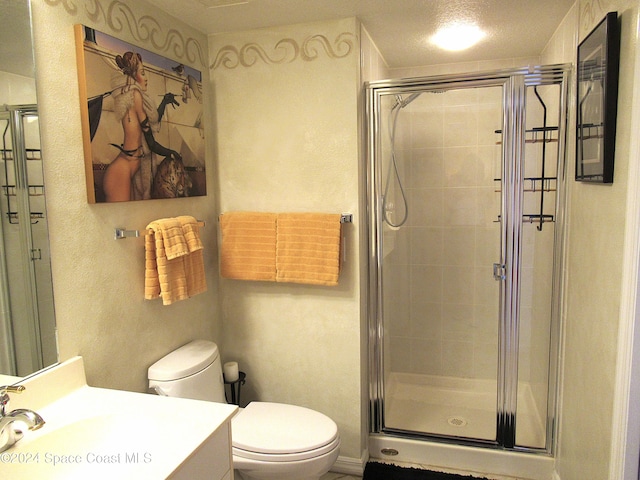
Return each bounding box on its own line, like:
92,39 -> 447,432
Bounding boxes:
363,462 -> 491,480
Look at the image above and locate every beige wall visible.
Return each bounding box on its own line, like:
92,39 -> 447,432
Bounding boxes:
542,1 -> 639,479
30,0 -> 221,393
210,18 -> 364,461
361,25 -> 389,82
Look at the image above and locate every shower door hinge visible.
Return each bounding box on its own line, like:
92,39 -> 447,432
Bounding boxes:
30,249 -> 41,261
493,263 -> 506,280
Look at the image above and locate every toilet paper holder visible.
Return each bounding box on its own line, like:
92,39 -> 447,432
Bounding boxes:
224,371 -> 246,406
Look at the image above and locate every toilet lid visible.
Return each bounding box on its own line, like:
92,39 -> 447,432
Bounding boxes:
232,402 -> 339,462
148,340 -> 218,381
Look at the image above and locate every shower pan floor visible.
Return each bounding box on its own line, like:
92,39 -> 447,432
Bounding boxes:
384,373 -> 545,448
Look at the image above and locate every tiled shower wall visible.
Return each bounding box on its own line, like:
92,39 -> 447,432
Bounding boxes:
384,85 -> 503,380
384,60 -> 559,385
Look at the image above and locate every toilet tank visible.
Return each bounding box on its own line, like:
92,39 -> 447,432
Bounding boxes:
148,340 -> 226,403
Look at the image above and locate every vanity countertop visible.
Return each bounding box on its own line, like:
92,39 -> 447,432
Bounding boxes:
3,357 -> 237,479
0,374 -> 21,385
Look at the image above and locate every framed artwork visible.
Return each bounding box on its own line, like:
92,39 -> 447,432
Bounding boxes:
74,25 -> 206,203
575,12 -> 620,183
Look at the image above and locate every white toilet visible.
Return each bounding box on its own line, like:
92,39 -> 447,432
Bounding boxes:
148,340 -> 340,480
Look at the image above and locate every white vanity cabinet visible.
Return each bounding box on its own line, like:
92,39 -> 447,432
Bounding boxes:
171,420 -> 234,480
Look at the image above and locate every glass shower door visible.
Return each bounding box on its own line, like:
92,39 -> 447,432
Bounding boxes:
369,65 -> 569,454
513,81 -> 565,450
0,106 -> 56,376
378,83 -> 504,443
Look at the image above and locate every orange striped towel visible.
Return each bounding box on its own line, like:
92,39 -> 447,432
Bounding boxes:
145,216 -> 207,305
178,216 -> 207,298
148,217 -> 189,260
275,213 -> 342,286
219,212 -> 277,281
177,215 -> 204,253
145,226 -> 189,305
144,232 -> 162,300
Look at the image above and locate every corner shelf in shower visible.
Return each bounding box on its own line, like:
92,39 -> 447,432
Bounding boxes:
1,148 -> 45,224
6,212 -> 45,223
493,174 -> 557,231
577,122 -> 604,141
3,185 -> 45,197
1,148 -> 42,161
492,86 -> 560,231
494,213 -> 555,225
493,171 -> 558,229
494,126 -> 559,144
494,176 -> 557,193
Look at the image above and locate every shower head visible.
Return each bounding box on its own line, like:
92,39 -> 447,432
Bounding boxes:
392,90 -> 446,109
395,92 -> 421,109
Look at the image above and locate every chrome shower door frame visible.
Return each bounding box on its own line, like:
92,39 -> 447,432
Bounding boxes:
0,105 -> 45,375
366,65 -> 570,455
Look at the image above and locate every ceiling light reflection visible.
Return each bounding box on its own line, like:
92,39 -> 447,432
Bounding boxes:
431,24 -> 486,51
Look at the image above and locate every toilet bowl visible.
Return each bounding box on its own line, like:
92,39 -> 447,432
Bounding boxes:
148,340 -> 340,480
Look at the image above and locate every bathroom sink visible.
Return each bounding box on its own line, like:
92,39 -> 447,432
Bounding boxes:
3,357 -> 237,479
15,413 -> 160,449
4,414 -> 164,478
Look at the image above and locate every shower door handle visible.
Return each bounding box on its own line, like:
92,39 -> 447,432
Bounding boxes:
493,263 -> 506,281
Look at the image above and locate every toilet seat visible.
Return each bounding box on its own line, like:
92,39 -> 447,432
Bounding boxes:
232,402 -> 340,462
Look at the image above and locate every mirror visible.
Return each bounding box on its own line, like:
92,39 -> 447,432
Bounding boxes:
0,0 -> 57,376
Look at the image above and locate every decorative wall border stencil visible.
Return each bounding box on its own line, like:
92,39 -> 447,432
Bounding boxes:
75,25 -> 206,203
44,0 -> 206,68
211,32 -> 356,69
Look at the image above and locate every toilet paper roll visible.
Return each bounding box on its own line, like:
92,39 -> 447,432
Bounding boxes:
223,361 -> 239,382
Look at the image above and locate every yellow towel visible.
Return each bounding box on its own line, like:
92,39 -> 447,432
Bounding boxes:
148,217 -> 189,260
276,213 -> 342,286
145,216 -> 207,305
219,212 -> 277,281
144,233 -> 162,299
178,216 -> 207,298
177,215 -> 204,253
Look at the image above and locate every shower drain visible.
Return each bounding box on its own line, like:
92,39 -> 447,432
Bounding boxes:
447,416 -> 468,427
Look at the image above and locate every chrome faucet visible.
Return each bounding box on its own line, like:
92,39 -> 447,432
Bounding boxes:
0,385 -> 45,452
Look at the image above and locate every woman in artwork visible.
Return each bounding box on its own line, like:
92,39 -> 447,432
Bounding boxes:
103,51 -> 182,202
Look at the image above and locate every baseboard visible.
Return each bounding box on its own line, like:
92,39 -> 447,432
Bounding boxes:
331,450 -> 369,476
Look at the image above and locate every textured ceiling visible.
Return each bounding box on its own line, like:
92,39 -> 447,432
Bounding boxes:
145,0 -> 576,68
1,0 -> 576,80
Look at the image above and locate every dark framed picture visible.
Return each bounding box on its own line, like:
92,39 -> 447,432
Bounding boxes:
74,25 -> 206,203
575,12 -> 620,183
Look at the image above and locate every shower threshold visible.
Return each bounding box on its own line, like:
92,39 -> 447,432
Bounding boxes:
384,372 -> 545,448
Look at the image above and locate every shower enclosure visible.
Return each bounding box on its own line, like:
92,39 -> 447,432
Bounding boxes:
367,65 -> 569,457
0,105 -> 56,376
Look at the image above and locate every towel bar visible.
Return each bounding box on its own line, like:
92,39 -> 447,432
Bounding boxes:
218,213 -> 353,223
114,228 -> 139,240
114,221 -> 205,240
